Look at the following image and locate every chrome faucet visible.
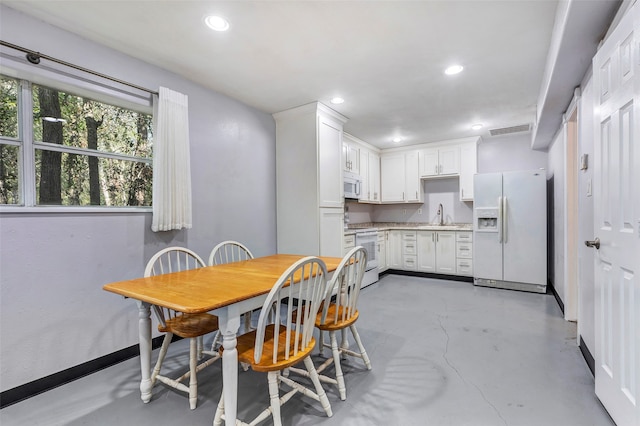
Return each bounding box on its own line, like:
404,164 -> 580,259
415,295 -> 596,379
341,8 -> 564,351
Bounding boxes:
437,203 -> 444,226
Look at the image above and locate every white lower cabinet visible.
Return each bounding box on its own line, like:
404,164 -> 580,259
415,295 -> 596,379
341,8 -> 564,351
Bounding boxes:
415,230 -> 457,274
417,231 -> 436,272
387,230 -> 403,269
385,229 -> 471,277
417,231 -> 455,274
378,231 -> 387,272
402,231 -> 417,270
435,231 -> 456,274
455,231 -> 473,276
344,233 -> 355,255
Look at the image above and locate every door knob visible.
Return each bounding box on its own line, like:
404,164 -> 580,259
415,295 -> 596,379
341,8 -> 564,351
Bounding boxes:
585,238 -> 600,250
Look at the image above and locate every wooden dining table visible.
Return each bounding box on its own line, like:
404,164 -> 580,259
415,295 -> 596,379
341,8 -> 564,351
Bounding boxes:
103,253 -> 343,425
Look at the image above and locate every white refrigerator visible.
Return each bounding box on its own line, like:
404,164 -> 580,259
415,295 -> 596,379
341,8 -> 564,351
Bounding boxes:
473,170 -> 547,293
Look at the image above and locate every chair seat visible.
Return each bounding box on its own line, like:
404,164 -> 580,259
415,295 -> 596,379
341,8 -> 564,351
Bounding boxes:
315,304 -> 359,331
159,313 -> 219,339
234,324 -> 315,372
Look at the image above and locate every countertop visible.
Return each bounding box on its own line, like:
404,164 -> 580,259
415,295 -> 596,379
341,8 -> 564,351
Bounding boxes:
344,222 -> 473,235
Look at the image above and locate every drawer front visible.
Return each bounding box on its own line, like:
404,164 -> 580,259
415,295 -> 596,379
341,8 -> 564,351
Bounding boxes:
457,258 -> 473,276
344,234 -> 355,247
402,231 -> 417,241
456,241 -> 472,258
403,240 -> 417,255
403,255 -> 417,271
456,231 -> 473,242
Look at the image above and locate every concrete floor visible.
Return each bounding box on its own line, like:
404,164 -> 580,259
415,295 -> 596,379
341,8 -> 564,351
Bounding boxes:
1,275 -> 615,426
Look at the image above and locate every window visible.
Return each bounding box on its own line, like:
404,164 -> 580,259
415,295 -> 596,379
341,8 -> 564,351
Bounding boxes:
0,75 -> 153,207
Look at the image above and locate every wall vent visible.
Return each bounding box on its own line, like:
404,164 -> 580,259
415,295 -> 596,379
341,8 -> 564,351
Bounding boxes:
489,123 -> 531,136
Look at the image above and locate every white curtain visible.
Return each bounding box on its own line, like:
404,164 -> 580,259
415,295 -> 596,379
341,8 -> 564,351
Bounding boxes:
151,87 -> 192,232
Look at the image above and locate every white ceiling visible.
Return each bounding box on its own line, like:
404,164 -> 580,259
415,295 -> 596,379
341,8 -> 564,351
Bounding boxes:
2,1 -> 620,149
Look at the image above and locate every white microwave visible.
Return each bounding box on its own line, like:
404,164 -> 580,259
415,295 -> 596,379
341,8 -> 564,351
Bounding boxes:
343,171 -> 362,200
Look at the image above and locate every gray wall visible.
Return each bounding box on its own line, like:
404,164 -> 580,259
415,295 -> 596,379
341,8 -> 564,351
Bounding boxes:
477,133 -> 548,173
0,6 -> 276,392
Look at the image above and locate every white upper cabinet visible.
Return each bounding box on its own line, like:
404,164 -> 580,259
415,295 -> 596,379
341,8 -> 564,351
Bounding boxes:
405,151 -> 422,202
459,141 -> 477,201
344,133 -> 381,204
342,134 -> 360,175
359,147 -> 380,203
419,146 -> 460,177
380,150 -> 422,203
381,153 -> 405,202
368,151 -> 381,202
318,114 -> 344,208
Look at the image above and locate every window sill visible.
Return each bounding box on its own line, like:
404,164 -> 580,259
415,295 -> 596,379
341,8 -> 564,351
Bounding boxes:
0,206 -> 152,214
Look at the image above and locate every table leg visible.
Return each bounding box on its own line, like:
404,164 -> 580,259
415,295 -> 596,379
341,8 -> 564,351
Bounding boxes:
218,309 -> 241,425
137,301 -> 153,403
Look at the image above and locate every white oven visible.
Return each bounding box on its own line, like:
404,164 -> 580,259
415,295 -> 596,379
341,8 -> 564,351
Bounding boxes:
355,228 -> 379,287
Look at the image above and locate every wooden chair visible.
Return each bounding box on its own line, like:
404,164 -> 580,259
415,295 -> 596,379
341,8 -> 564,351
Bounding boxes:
290,246 -> 372,401
208,240 -> 255,340
144,247 -> 221,410
213,256 -> 333,426
208,240 -> 254,266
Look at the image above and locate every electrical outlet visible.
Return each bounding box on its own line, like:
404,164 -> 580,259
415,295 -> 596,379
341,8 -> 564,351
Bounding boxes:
418,208 -> 422,215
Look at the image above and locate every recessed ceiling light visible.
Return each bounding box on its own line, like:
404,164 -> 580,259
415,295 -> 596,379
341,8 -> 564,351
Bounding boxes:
444,65 -> 464,75
392,137 -> 402,143
204,15 -> 230,31
330,97 -> 344,104
471,123 -> 483,130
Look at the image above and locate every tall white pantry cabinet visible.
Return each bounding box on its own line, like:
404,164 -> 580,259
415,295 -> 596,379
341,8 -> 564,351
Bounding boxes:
274,102 -> 347,257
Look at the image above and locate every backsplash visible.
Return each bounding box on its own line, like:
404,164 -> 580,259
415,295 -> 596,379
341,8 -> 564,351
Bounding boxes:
346,178 -> 473,225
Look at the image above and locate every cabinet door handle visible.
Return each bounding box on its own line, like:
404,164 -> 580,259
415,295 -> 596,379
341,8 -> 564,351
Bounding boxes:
415,191 -> 418,199
432,233 -> 435,242
402,191 -> 405,200
434,165 -> 438,174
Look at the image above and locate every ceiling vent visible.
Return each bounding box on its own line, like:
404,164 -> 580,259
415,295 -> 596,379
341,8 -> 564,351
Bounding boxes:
489,123 -> 531,137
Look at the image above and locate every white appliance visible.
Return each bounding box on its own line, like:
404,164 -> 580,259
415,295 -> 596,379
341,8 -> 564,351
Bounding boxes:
343,171 -> 362,200
473,170 -> 547,293
354,228 -> 379,288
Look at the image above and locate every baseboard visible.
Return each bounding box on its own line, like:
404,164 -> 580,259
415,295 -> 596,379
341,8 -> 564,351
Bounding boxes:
548,279 -> 565,315
383,269 -> 474,283
579,336 -> 595,376
0,335 -> 172,409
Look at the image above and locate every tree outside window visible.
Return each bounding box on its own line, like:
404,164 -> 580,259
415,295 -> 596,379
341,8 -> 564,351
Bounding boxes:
0,75 -> 153,207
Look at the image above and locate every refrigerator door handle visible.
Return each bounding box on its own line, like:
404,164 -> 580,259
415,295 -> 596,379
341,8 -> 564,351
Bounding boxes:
498,196 -> 503,243
503,196 -> 508,243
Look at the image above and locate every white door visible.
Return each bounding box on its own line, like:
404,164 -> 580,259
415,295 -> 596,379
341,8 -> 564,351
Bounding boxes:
592,5 -> 640,425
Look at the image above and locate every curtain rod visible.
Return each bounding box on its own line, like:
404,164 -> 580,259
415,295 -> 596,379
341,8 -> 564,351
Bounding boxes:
0,40 -> 159,96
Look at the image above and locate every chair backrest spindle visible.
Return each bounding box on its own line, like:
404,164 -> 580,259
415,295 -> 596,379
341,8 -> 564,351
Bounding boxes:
254,257 -> 328,365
